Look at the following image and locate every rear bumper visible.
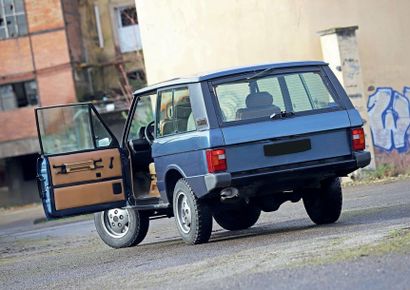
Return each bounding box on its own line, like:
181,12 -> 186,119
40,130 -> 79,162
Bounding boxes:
204,173 -> 232,192
204,152 -> 371,193
354,151 -> 371,168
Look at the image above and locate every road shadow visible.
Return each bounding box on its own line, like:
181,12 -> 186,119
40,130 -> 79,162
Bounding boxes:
206,202 -> 410,244
110,201 -> 410,251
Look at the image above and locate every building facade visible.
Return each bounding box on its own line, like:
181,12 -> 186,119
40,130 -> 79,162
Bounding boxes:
135,0 -> 410,172
0,0 -> 145,206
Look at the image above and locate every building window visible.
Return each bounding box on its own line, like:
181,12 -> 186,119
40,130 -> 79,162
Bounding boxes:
0,80 -> 38,111
0,0 -> 27,40
115,6 -> 142,53
120,7 -> 138,26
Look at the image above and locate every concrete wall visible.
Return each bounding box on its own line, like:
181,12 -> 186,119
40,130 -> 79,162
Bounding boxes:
0,154 -> 39,207
319,27 -> 375,169
135,0 -> 410,170
77,0 -> 145,99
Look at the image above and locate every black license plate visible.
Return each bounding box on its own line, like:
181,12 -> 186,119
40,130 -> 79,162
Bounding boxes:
263,139 -> 311,156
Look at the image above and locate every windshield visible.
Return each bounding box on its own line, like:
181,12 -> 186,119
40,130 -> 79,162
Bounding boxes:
213,71 -> 339,123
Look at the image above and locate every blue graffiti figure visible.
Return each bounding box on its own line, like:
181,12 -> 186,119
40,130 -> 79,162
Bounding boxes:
367,87 -> 410,153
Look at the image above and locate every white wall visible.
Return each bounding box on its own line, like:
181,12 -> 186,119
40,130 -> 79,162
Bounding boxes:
135,0 -> 410,169
135,0 -> 410,91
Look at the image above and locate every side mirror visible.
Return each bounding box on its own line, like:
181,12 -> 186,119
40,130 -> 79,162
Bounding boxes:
97,137 -> 111,147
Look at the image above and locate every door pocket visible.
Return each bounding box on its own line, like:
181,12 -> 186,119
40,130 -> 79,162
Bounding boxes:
112,182 -> 123,195
264,139 -> 311,156
54,179 -> 125,210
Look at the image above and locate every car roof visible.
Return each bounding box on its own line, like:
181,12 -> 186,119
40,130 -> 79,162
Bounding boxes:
133,61 -> 327,95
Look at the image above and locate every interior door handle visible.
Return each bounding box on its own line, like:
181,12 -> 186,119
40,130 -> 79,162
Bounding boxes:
53,159 -> 103,174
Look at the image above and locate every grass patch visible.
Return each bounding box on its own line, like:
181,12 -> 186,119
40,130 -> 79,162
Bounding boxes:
292,227 -> 410,268
343,165 -> 410,187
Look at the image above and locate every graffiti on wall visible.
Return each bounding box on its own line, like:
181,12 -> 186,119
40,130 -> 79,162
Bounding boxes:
367,87 -> 410,153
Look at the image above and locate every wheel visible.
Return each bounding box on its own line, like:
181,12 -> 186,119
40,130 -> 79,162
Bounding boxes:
173,179 -> 213,244
303,177 -> 342,225
94,208 -> 149,248
213,205 -> 261,231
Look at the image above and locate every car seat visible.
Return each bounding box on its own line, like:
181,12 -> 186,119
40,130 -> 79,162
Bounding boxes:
160,103 -> 175,135
174,104 -> 192,132
236,91 -> 281,120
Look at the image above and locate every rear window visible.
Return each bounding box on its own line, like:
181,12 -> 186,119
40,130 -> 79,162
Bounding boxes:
213,71 -> 339,123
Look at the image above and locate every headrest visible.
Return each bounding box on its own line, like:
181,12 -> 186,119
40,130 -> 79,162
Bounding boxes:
245,92 -> 273,108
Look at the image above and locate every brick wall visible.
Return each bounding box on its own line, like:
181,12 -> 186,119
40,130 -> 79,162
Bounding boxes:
31,30 -> 70,70
0,108 -> 37,142
25,0 -> 65,33
0,0 -> 77,149
37,69 -> 77,106
0,37 -> 33,79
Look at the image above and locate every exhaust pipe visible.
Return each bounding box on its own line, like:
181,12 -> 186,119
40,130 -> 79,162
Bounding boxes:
220,187 -> 240,203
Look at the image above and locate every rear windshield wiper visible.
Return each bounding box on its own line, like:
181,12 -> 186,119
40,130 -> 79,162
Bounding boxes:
246,67 -> 275,80
270,111 -> 295,120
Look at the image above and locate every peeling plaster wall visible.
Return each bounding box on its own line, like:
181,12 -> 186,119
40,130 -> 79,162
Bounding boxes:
77,0 -> 145,98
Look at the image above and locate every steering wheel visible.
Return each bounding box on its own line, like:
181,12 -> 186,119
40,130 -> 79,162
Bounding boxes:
144,121 -> 155,145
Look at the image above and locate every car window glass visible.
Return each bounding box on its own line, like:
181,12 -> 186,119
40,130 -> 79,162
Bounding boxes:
256,77 -> 285,111
174,87 -> 195,133
215,82 -> 248,121
156,87 -> 194,137
91,109 -> 113,148
127,93 -> 156,141
301,72 -> 337,108
214,71 -> 339,123
285,72 -> 336,112
284,74 -> 313,112
157,90 -> 174,137
38,105 -> 94,154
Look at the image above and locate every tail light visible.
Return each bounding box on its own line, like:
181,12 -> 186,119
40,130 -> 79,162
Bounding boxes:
352,128 -> 365,151
206,149 -> 227,173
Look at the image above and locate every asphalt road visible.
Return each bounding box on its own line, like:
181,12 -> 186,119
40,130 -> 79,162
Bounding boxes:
1,179 -> 410,289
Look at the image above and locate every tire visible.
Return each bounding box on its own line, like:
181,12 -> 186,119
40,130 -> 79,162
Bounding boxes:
303,177 -> 342,225
213,205 -> 261,231
94,208 -> 149,249
173,179 -> 213,244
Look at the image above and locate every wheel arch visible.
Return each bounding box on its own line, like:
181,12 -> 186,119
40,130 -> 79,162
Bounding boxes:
164,166 -> 186,209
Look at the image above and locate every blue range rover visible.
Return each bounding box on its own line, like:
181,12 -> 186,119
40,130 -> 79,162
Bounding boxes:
36,61 -> 371,247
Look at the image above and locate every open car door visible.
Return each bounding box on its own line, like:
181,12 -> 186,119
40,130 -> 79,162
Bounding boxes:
35,103 -> 130,219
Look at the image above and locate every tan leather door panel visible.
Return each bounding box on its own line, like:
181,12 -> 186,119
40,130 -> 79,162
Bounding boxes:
54,179 -> 124,210
49,149 -> 122,186
48,148 -> 126,211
